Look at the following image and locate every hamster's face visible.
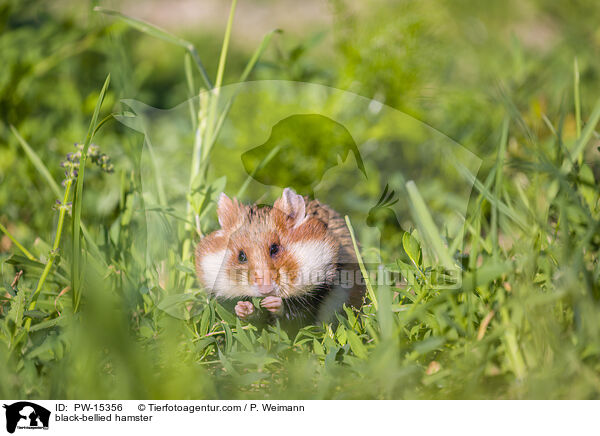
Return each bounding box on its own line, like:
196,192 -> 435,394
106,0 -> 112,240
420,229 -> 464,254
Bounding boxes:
195,189 -> 339,299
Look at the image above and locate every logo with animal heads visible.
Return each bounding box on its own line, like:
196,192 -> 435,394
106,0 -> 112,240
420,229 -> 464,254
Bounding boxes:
2,402 -> 50,433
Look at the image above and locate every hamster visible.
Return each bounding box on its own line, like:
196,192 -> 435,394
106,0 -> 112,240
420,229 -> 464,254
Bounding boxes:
194,187 -> 365,327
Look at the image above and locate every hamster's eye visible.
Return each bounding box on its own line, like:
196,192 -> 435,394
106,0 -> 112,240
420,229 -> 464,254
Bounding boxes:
269,243 -> 280,257
238,250 -> 247,263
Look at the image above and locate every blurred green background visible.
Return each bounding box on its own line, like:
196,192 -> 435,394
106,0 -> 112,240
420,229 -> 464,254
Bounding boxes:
1,0 -> 600,399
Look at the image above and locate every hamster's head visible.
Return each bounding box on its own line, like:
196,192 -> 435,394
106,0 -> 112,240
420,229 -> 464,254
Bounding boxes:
195,188 -> 339,299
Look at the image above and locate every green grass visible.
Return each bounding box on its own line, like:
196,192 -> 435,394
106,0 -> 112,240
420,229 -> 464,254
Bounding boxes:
1,0 -> 600,399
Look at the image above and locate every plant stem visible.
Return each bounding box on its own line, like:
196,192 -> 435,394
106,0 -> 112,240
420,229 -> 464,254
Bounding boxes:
180,91 -> 209,274
492,117 -> 509,259
24,179 -> 73,331
345,216 -> 377,310
203,0 -> 237,163
0,222 -> 37,261
181,0 -> 237,271
574,58 -> 581,140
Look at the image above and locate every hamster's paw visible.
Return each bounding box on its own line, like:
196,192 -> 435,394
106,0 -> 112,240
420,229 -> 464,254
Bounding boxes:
235,301 -> 255,319
261,296 -> 283,315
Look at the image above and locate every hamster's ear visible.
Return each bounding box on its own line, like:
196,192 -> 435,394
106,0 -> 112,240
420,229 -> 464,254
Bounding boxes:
274,188 -> 307,228
217,193 -> 245,230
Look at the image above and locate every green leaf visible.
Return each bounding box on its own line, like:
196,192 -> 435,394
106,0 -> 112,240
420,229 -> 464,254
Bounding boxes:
199,306 -> 212,336
5,254 -> 46,271
223,322 -> 233,353
189,176 -> 227,218
235,317 -> 253,351
8,290 -> 26,331
343,305 -> 356,328
26,334 -> 60,360
175,263 -> 195,275
218,348 -> 239,376
335,323 -> 347,345
346,330 -> 368,359
29,317 -> 64,332
23,310 -> 49,320
157,293 -> 196,320
402,231 -> 422,267
313,339 -> 325,356
215,302 -> 237,325
139,325 -> 154,339
195,337 -> 216,353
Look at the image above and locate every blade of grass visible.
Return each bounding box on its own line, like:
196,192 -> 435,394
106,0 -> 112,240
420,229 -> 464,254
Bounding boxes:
94,6 -> 212,90
80,224 -> 107,268
574,58 -> 581,141
10,125 -> 104,265
239,29 -> 281,82
215,0 -> 237,91
406,181 -> 455,269
180,27 -> 279,273
236,145 -> 281,198
0,222 -> 37,261
145,137 -> 168,206
455,160 -> 528,231
500,305 -> 527,379
202,0 -> 238,163
181,0 -> 238,271
562,98 -> 600,174
72,74 -> 111,312
10,125 -> 61,199
192,29 -> 280,202
180,93 -> 209,270
492,117 -> 509,259
92,113 -> 114,137
542,114 -> 558,137
202,28 -> 281,160
199,28 -> 281,173
498,83 -> 536,147
184,53 -> 198,130
345,216 -> 377,310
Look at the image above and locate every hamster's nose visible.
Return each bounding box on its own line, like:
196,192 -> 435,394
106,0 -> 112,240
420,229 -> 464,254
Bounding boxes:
257,284 -> 275,295
254,269 -> 276,295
